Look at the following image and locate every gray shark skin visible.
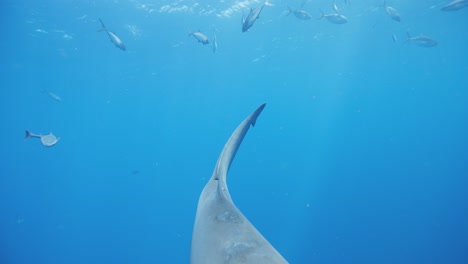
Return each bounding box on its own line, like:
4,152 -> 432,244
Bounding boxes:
190,103 -> 288,264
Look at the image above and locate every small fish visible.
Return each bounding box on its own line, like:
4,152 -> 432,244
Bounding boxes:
384,1 -> 401,21
242,0 -> 273,32
392,33 -> 398,43
286,6 -> 312,20
403,32 -> 438,47
16,216 -> 25,224
318,9 -> 348,24
441,0 -> 468,11
41,89 -> 62,102
333,0 -> 340,13
212,32 -> 217,53
25,130 -> 60,147
188,31 -> 209,45
98,18 -> 126,51
35,29 -> 48,34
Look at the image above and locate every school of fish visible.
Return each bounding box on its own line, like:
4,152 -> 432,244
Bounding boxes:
28,0 -> 464,147
90,0 -> 468,53
176,0 -> 463,51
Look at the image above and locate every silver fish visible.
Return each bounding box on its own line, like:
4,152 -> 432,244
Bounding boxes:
286,6 -> 312,20
318,9 -> 348,24
212,32 -> 217,53
242,0 -> 272,32
384,1 -> 401,22
41,89 -> 62,102
392,33 -> 398,43
333,0 -> 340,13
441,0 -> 468,11
404,32 -> 438,47
98,19 -> 126,51
189,31 -> 209,45
25,130 -> 60,147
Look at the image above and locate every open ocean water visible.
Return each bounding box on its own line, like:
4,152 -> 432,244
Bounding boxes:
1,0 -> 467,263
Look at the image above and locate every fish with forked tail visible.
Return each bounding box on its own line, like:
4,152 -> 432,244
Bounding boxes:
441,0 -> 468,11
98,18 -> 126,51
189,31 -> 209,45
383,0 -> 401,21
404,32 -> 438,47
318,9 -> 348,24
286,4 -> 312,20
25,130 -> 60,147
242,0 -> 273,32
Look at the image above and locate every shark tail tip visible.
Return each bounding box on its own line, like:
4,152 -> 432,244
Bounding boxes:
250,103 -> 267,127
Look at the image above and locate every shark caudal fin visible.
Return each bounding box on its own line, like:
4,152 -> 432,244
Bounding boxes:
191,103 -> 288,264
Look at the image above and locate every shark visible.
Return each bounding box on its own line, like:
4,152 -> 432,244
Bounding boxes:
190,103 -> 288,264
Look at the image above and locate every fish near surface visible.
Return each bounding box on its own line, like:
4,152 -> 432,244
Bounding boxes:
190,103 -> 288,264
98,18 -> 126,51
318,9 -> 348,24
441,0 -> 468,11
384,1 -> 401,21
242,0 -> 272,32
189,31 -> 209,45
286,6 -> 312,20
404,32 -> 438,47
212,32 -> 218,53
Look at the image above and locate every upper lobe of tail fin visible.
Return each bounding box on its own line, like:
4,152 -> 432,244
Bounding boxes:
98,18 -> 106,32
25,130 -> 32,140
318,9 -> 325,19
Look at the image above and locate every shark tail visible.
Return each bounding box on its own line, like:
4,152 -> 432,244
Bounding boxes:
286,6 -> 293,16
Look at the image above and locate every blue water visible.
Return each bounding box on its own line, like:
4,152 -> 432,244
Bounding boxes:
1,0 -> 467,263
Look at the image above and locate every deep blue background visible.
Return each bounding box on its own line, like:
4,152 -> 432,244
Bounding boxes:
1,0 -> 467,263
